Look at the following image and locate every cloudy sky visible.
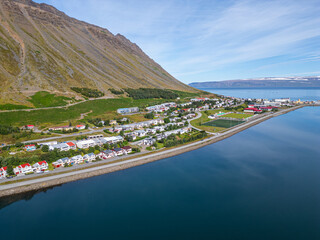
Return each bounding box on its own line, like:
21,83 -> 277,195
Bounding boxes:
34,0 -> 320,83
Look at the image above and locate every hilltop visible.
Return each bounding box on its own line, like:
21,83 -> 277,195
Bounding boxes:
0,0 -> 195,105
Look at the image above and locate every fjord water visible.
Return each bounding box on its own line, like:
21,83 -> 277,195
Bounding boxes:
1,96 -> 320,239
204,87 -> 320,101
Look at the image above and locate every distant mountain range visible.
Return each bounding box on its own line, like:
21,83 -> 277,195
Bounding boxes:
189,76 -> 320,89
0,0 -> 195,105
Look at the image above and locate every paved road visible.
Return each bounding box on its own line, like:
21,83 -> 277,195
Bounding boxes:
0,105 -> 303,191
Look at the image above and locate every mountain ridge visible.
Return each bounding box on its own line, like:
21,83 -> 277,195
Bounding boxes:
189,76 -> 320,88
0,0 -> 195,105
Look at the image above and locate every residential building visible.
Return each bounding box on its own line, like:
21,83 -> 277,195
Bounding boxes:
98,150 -> 114,159
50,143 -> 70,151
143,138 -> 156,146
25,144 -> 36,152
0,167 -> 7,178
14,163 -> 33,176
83,153 -> 96,162
76,125 -> 86,130
112,148 -> 125,156
117,107 -> 139,114
76,139 -> 95,149
33,161 -> 48,171
122,146 -> 133,154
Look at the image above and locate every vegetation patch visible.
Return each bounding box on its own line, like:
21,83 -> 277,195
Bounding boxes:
0,98 -> 167,126
28,91 -> 71,108
109,88 -> 124,95
203,119 -> 244,128
124,88 -> 179,99
0,104 -> 31,110
222,113 -> 253,119
71,87 -> 104,98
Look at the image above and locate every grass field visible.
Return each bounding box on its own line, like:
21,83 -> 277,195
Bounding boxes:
28,91 -> 72,108
0,98 -> 168,126
0,104 -> 32,110
222,113 -> 253,119
203,119 -> 244,128
190,109 -> 230,132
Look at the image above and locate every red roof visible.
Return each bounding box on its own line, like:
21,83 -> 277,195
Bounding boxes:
0,167 -> 7,172
25,144 -> 35,148
66,142 -> 75,146
244,108 -> 262,112
122,146 -> 132,150
37,161 -> 47,165
76,125 -> 85,127
27,125 -> 34,127
20,163 -> 31,168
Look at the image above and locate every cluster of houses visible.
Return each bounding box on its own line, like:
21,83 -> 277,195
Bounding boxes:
52,146 -> 133,168
145,102 -> 177,113
48,124 -> 86,131
117,107 -> 139,114
0,161 -> 49,178
108,119 -> 165,133
39,136 -> 124,152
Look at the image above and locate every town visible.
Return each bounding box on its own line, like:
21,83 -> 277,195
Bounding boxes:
0,96 -> 315,180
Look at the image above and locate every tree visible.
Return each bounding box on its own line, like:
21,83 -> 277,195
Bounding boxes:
164,118 -> 170,124
42,145 -> 49,152
7,165 -> 14,176
144,112 -> 154,119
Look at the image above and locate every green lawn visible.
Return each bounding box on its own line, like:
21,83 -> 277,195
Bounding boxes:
222,113 -> 253,119
190,109 -> 229,132
28,91 -> 71,108
0,98 -> 168,126
0,104 -> 32,110
203,119 -> 244,128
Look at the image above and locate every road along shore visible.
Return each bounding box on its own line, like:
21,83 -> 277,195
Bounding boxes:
0,105 -> 305,198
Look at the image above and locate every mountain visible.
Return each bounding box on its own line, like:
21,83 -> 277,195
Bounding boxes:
0,0 -> 195,104
189,76 -> 320,89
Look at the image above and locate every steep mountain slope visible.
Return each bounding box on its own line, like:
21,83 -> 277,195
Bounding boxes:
189,77 -> 320,88
0,0 -> 195,104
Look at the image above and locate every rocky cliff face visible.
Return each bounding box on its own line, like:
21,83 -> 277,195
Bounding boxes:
0,0 -> 194,104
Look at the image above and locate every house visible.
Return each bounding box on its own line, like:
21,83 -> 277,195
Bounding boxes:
83,153 -> 96,162
25,144 -> 36,152
50,143 -> 70,151
76,139 -> 95,149
70,155 -> 83,165
117,107 -> 139,114
52,158 -> 69,168
112,148 -> 125,156
135,130 -> 147,137
66,142 -> 77,150
14,163 -> 33,176
25,125 -> 35,130
146,128 -> 157,135
110,120 -> 117,125
39,141 -> 58,147
244,108 -> 262,113
33,161 -> 48,171
49,126 -> 74,131
122,146 -> 133,154
98,150 -> 114,159
143,138 -> 156,146
0,167 -> 7,178
76,125 -> 86,130
104,136 -> 124,144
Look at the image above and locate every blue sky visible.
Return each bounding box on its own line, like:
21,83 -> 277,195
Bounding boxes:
33,0 -> 320,83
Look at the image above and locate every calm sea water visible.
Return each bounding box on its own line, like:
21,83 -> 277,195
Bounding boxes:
0,90 -> 319,240
203,88 -> 320,101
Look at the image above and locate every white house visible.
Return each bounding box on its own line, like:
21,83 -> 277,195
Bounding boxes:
14,163 -> 33,176
112,148 -> 125,156
76,125 -> 86,130
0,167 -> 8,178
32,161 -> 48,171
76,139 -> 95,149
50,143 -> 70,151
98,150 -> 114,159
70,155 -> 83,164
83,153 -> 96,162
143,138 -> 156,146
135,130 -> 147,137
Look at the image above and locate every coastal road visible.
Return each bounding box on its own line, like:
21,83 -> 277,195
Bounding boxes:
0,105 -> 304,192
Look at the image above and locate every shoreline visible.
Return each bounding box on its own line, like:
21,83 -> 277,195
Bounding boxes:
0,105 -> 306,198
